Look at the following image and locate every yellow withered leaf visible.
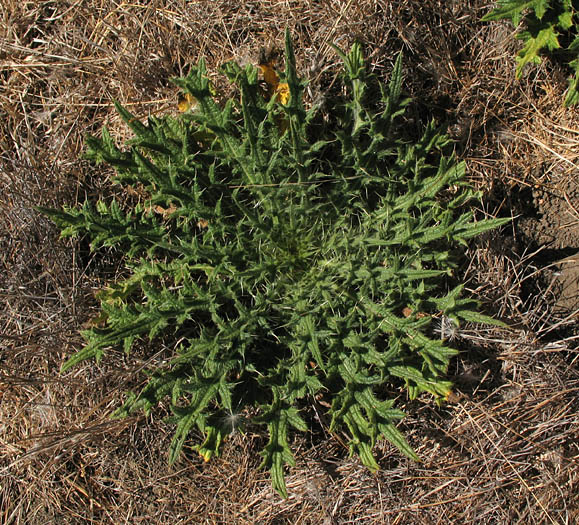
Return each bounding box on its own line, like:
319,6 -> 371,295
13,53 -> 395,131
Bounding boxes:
178,92 -> 197,113
258,58 -> 290,105
154,203 -> 178,219
275,82 -> 290,105
259,61 -> 280,90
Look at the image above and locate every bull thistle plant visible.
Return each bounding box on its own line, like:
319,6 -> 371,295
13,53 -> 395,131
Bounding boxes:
483,0 -> 579,106
41,30 -> 509,497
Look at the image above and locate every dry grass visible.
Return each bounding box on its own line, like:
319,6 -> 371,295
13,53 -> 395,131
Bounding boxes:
1,1 -> 577,523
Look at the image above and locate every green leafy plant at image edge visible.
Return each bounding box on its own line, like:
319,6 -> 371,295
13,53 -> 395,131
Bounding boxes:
483,0 -> 579,106
40,30 -> 509,498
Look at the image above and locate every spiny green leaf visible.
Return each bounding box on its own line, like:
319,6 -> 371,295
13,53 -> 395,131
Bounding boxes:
516,25 -> 561,76
169,411 -> 197,465
482,1 -> 546,25
378,422 -> 420,461
456,310 -> 508,327
456,216 -> 512,240
483,0 -> 579,105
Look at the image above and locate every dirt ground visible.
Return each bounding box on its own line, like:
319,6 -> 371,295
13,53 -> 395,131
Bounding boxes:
1,1 -> 577,523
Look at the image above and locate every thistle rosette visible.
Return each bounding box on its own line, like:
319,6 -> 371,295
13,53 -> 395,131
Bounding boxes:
41,30 -> 509,497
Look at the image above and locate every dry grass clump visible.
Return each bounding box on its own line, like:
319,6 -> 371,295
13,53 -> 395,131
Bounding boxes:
1,1 -> 577,523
